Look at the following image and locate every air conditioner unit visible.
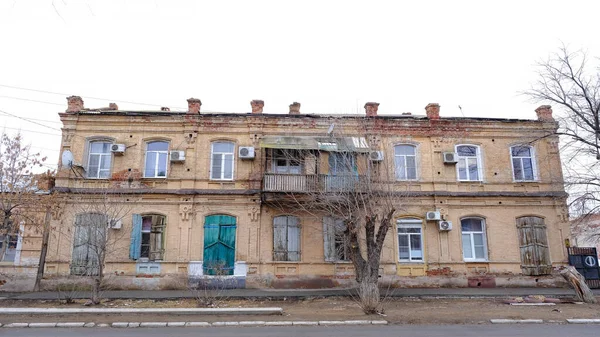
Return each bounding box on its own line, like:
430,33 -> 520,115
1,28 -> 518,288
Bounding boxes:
443,152 -> 458,164
109,219 -> 122,229
426,211 -> 441,221
239,146 -> 255,159
438,220 -> 453,231
370,151 -> 384,161
111,144 -> 126,154
170,150 -> 185,162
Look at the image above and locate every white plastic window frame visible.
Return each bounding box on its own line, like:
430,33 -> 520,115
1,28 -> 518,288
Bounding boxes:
86,140 -> 113,179
460,217 -> 488,262
455,144 -> 483,182
144,141 -> 169,178
510,145 -> 538,182
397,218 -> 424,262
394,144 -> 418,181
210,141 -> 235,181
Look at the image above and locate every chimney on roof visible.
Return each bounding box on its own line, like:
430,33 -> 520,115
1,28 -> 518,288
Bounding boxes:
535,105 -> 554,121
364,102 -> 379,117
108,103 -> 118,110
161,107 -> 170,112
250,100 -> 264,114
425,103 -> 440,120
66,95 -> 84,113
187,98 -> 202,114
289,102 -> 301,115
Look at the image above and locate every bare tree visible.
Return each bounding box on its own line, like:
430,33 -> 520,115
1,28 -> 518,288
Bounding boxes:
264,118 -> 407,314
524,46 -> 600,220
0,133 -> 48,264
524,46 -> 600,303
59,190 -> 132,304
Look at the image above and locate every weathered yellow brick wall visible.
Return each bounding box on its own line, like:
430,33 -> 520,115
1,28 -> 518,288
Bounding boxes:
43,109 -> 569,288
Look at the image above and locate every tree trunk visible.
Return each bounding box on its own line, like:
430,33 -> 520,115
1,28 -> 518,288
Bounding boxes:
357,274 -> 381,314
560,266 -> 597,304
91,275 -> 101,304
33,209 -> 51,291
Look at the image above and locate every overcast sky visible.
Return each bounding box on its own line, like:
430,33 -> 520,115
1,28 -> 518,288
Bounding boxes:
1,0 -> 599,170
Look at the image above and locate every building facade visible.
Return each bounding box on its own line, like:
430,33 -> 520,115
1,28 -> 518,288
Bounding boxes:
41,97 -> 570,289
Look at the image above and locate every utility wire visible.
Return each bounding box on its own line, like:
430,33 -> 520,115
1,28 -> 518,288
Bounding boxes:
0,109 -> 62,132
0,94 -> 64,106
0,111 -> 62,124
2,126 -> 61,137
0,83 -> 187,109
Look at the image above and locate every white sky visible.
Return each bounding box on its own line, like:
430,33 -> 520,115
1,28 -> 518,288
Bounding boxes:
1,0 -> 599,171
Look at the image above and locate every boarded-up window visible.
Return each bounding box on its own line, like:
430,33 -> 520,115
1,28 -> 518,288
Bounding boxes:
517,216 -> 552,276
273,216 -> 300,261
71,213 -> 107,276
323,217 -> 350,262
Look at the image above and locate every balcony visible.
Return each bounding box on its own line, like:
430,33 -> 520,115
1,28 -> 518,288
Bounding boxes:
263,173 -> 370,193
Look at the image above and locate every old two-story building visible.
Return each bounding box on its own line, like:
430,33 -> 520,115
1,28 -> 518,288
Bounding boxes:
42,96 -> 570,289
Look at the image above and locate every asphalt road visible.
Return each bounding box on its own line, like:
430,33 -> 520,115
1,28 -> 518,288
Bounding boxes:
1,325 -> 599,337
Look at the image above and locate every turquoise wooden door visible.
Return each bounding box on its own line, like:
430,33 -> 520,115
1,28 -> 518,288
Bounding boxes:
203,215 -> 236,275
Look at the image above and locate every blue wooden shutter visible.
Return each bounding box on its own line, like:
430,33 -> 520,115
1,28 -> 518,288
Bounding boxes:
129,214 -> 142,260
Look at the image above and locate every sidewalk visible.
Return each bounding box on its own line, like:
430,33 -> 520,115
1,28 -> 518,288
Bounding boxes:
2,287 -> 599,301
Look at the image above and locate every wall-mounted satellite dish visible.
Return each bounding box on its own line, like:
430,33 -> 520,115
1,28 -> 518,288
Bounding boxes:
61,150 -> 74,168
327,123 -> 335,136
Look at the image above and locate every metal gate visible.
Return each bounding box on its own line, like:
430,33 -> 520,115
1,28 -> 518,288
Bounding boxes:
567,247 -> 600,289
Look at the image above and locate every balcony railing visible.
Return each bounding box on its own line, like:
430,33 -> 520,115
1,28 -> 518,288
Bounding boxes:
263,173 -> 370,193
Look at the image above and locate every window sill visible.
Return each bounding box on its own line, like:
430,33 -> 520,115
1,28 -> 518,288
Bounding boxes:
457,180 -> 484,183
142,177 -> 168,180
398,261 -> 425,264
271,261 -> 301,264
327,260 -> 352,264
513,180 -> 539,183
463,260 -> 488,263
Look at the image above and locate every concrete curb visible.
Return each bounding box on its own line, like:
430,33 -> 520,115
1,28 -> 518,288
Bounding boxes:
0,307 -> 283,315
490,319 -> 543,324
1,320 -> 388,328
566,319 -> 600,324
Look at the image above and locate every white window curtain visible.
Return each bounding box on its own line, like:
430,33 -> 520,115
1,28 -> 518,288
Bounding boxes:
511,146 -> 536,181
461,218 -> 488,261
394,144 -> 417,180
397,218 -> 423,262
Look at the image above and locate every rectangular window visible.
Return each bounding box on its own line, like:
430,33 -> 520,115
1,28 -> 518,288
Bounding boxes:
456,145 -> 482,181
70,213 -> 106,276
323,217 -> 350,262
211,142 -> 235,180
273,216 -> 301,261
394,145 -> 417,180
87,141 -> 112,179
272,149 -> 303,174
144,141 -> 169,178
397,219 -> 423,262
511,146 -> 536,181
461,218 -> 487,261
0,234 -> 19,262
140,215 -> 165,261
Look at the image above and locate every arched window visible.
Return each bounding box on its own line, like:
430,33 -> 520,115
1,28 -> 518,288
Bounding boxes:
511,145 -> 536,181
394,144 -> 417,180
460,217 -> 487,261
87,141 -> 112,179
211,141 -> 235,180
144,141 -> 169,178
456,144 -> 482,181
273,215 -> 300,261
397,218 -> 423,262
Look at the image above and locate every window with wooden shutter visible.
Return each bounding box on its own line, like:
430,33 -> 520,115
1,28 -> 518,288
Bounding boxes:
273,215 -> 301,261
323,216 -> 350,262
70,213 -> 106,276
517,216 -> 552,275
